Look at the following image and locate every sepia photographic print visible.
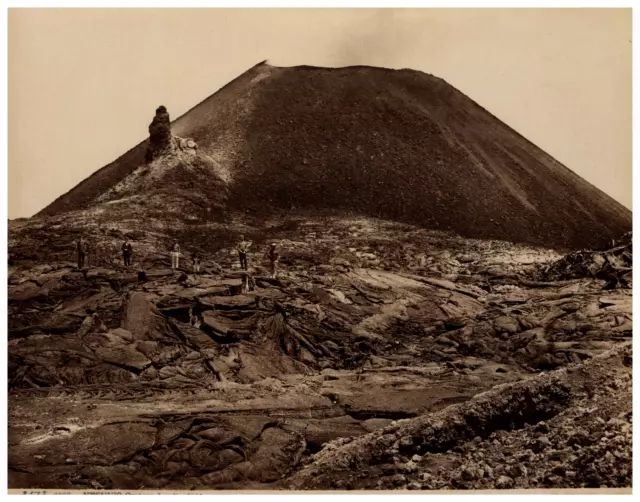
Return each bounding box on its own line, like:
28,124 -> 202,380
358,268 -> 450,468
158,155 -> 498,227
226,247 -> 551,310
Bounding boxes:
5,3 -> 634,495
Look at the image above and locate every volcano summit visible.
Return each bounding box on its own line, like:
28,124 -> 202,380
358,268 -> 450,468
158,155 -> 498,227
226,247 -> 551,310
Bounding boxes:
38,62 -> 630,251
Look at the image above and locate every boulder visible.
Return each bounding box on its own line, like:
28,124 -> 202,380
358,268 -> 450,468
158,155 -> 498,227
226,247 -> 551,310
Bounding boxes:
95,345 -> 152,372
199,295 -> 257,310
155,418 -> 195,446
197,427 -> 243,445
9,282 -> 42,302
174,288 -> 211,299
190,445 -> 244,472
361,418 -> 394,432
122,292 -> 179,342
111,328 -> 135,343
85,268 -> 116,280
496,475 -> 515,489
134,340 -> 160,359
168,318 -> 218,351
201,312 -> 233,335
504,291 -> 529,305
493,316 -> 520,335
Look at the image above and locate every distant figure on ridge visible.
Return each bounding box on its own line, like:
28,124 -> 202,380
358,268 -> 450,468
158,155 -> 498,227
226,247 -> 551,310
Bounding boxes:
76,237 -> 88,269
122,239 -> 133,268
236,235 -> 252,271
264,242 -> 280,279
171,241 -> 181,270
192,252 -> 201,274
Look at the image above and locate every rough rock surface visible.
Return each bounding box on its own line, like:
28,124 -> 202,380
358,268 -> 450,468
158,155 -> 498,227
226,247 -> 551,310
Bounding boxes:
284,344 -> 632,490
8,214 -> 632,491
540,231 -> 632,289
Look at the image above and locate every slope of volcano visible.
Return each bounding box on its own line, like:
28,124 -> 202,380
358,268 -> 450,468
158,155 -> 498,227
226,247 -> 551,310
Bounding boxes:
37,62 -> 630,251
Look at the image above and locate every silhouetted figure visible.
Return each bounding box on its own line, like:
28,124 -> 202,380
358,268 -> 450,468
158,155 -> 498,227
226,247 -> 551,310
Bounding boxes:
236,235 -> 252,271
171,242 -> 181,270
76,237 -> 88,269
192,252 -> 201,274
264,242 -> 280,279
122,239 -> 133,268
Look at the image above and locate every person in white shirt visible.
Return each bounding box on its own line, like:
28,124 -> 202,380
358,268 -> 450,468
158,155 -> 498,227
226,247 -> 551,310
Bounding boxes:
192,252 -> 201,274
171,242 -> 181,270
264,242 -> 280,279
236,235 -> 252,270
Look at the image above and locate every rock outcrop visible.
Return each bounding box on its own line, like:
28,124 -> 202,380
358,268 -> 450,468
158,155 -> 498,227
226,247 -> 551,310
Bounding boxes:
146,105 -> 174,162
540,231 -> 632,289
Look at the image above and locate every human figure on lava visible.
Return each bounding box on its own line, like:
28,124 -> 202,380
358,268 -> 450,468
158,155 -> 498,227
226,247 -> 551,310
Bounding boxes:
264,242 -> 280,279
76,237 -> 88,269
171,241 -> 181,270
192,252 -> 201,274
122,239 -> 133,268
236,235 -> 252,270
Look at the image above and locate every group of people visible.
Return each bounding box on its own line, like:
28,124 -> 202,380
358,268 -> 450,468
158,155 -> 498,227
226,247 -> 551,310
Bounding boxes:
74,237 -> 135,270
169,242 -> 202,274
75,235 -> 280,278
235,235 -> 280,278
170,235 -> 279,278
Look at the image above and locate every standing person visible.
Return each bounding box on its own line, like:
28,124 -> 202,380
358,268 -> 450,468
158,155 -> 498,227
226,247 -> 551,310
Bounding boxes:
76,237 -> 85,269
192,252 -> 201,274
236,235 -> 252,271
122,239 -> 133,268
171,241 -> 181,270
81,238 -> 90,269
265,242 -> 280,279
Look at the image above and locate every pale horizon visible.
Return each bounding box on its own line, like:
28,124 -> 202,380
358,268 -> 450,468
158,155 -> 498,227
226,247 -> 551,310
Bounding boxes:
8,8 -> 632,219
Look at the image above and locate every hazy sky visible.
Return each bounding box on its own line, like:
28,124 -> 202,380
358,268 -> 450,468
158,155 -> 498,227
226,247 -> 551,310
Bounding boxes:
8,8 -> 632,218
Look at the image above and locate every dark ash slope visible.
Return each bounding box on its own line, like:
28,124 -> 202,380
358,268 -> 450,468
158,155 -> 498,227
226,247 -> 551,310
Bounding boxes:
37,62 -> 631,251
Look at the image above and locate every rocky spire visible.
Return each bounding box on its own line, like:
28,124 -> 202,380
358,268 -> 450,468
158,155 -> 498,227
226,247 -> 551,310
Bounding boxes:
145,105 -> 174,162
